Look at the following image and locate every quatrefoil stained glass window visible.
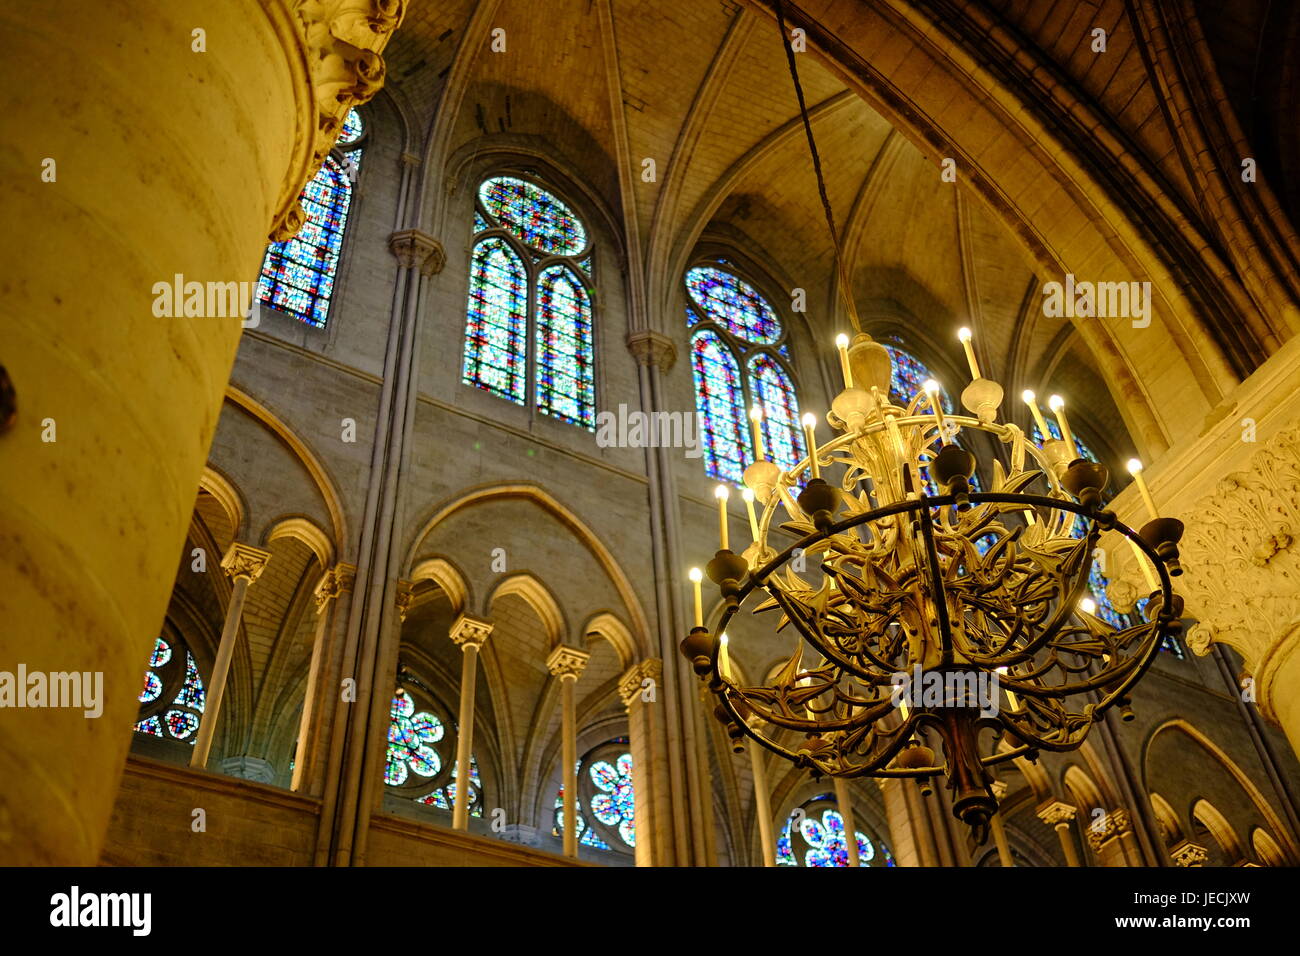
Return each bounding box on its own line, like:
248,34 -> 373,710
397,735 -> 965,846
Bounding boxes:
134,635 -> 206,743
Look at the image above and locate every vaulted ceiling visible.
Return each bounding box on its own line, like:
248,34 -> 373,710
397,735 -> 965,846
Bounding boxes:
380,0 -> 1151,461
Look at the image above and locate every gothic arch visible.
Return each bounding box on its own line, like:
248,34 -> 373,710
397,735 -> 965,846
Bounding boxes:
488,573 -> 566,649
408,556 -> 470,616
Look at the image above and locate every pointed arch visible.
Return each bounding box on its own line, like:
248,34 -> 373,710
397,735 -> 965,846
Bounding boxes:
409,556 -> 470,616
582,612 -> 637,671
1149,792 -> 1184,847
198,466 -> 246,544
488,573 -> 566,649
264,516 -> 334,568
1252,827 -> 1287,867
1192,798 -> 1245,864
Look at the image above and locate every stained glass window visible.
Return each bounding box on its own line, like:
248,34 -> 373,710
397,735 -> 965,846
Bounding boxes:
776,798 -> 895,867
479,177 -> 587,255
465,177 -> 595,429
535,265 -> 595,427
882,343 -> 953,412
685,263 -> 801,485
417,755 -> 484,817
553,747 -> 635,853
691,331 -> 750,484
384,692 -> 443,786
256,108 -> 364,329
464,238 -> 529,404
134,635 -> 206,743
749,354 -> 804,475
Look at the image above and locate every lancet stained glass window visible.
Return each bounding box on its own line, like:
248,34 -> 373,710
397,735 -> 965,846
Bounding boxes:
256,107 -> 364,329
134,635 -> 206,743
686,263 -> 802,484
465,176 -> 595,428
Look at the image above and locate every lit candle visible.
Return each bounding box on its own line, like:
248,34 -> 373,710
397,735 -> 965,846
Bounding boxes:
1127,537 -> 1158,591
1022,389 -> 1051,439
741,487 -> 760,541
1126,458 -> 1159,521
835,333 -> 854,389
957,327 -> 980,380
1079,597 -> 1096,616
996,666 -> 1020,712
801,412 -> 820,478
1048,394 -> 1077,458
718,632 -> 732,680
688,566 -> 703,627
749,405 -> 766,462
923,379 -> 947,444
714,484 -> 730,551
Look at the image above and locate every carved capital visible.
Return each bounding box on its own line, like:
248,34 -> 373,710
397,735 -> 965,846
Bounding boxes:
626,330 -> 676,372
388,228 -> 445,276
547,644 -> 591,681
618,657 -> 663,705
450,613 -> 493,650
1085,808 -> 1131,850
270,1 -> 406,241
313,561 -> 357,612
1175,421 -> 1300,671
221,543 -> 272,583
1171,841 -> 1209,867
1037,800 -> 1077,827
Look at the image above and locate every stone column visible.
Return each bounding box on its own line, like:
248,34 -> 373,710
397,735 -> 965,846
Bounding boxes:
191,543 -> 271,769
619,658 -> 669,866
548,644 -> 591,858
989,781 -> 1015,867
449,614 -> 492,831
876,779 -> 920,867
292,562 -> 355,793
832,778 -> 861,867
1086,808 -> 1141,867
1038,800 -> 1082,867
0,0 -> 401,867
749,742 -> 777,867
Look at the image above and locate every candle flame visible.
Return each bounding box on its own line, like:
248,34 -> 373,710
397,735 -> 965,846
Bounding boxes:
835,333 -> 850,349
688,567 -> 703,583
1048,394 -> 1065,412
957,327 -> 972,342
1126,458 -> 1143,475
714,484 -> 730,501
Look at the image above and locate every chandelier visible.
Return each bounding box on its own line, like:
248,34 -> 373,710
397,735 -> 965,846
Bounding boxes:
681,333 -> 1186,842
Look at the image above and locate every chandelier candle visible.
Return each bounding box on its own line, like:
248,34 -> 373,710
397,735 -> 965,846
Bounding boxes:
714,484 -> 731,551
689,566 -> 704,627
1126,458 -> 1160,521
749,406 -> 766,461
742,487 -> 760,541
835,334 -> 854,388
923,379 -> 947,442
1022,389 -> 1052,438
957,327 -> 980,379
1048,394 -> 1078,458
801,413 -> 820,478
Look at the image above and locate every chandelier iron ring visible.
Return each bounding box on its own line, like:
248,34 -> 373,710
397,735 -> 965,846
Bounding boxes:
685,485 -> 1182,839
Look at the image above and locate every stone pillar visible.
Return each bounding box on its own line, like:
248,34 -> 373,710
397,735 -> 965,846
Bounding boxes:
1038,800 -> 1082,867
191,543 -> 271,769
876,778 -> 921,867
989,781 -> 1015,867
449,614 -> 492,831
619,658 -> 669,866
1172,841 -> 1209,867
292,562 -> 355,793
0,0 -> 401,867
1086,808 -> 1141,867
548,644 -> 591,858
833,778 -> 861,867
749,742 -> 777,867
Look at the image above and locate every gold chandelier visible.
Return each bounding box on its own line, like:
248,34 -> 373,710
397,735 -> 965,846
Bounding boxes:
681,333 -> 1186,841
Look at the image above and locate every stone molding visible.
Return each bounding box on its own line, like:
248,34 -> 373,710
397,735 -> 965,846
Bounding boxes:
626,330 -> 677,372
1036,800 -> 1078,827
1171,840 -> 1209,867
313,561 -> 357,612
1085,808 -> 1131,851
